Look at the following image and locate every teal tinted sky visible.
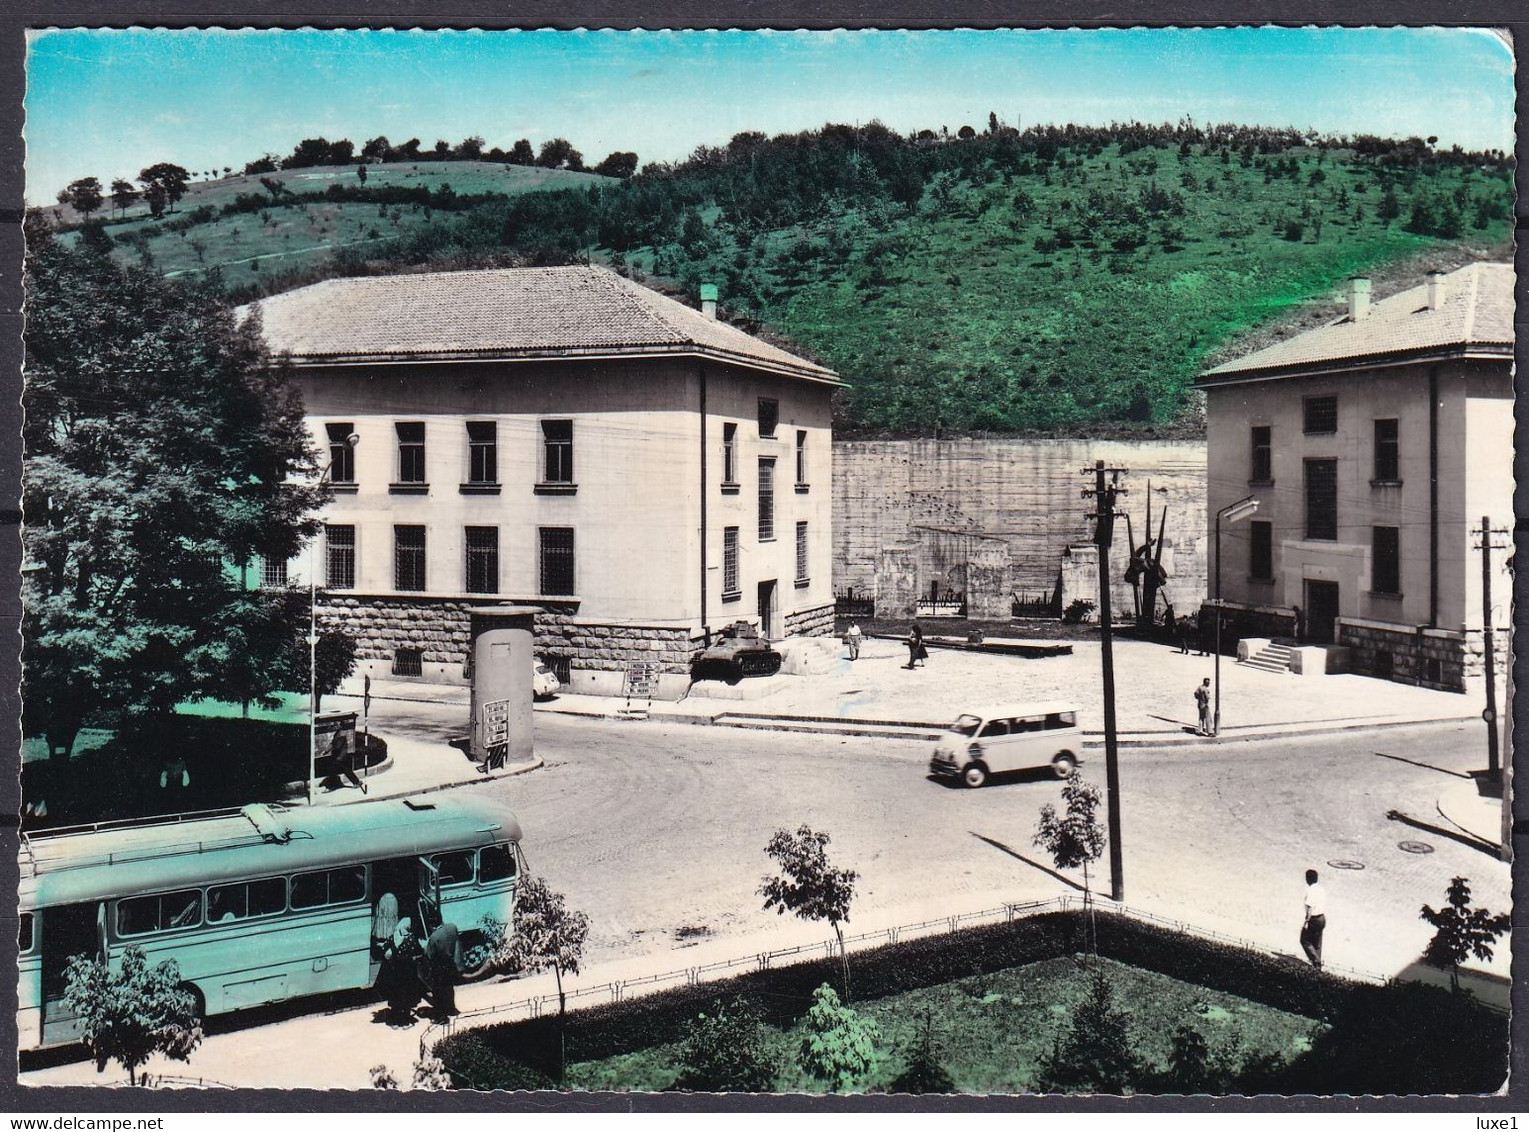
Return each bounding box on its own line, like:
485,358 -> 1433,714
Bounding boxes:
25,26 -> 1516,200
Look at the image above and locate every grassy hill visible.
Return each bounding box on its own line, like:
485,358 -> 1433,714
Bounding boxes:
60,161 -> 611,280
58,125 -> 1513,433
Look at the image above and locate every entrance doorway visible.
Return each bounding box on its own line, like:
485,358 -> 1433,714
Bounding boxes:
1304,580 -> 1340,645
757,580 -> 777,639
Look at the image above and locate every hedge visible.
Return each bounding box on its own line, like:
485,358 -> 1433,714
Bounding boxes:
435,908 -> 1508,1094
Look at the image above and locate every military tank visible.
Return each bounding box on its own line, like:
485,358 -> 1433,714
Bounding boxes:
694,620 -> 783,683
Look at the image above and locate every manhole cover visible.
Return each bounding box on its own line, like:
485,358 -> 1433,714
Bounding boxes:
1398,840 -> 1435,855
1326,858 -> 1366,870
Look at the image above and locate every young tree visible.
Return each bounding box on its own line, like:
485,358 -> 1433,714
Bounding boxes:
62,946 -> 204,1086
759,825 -> 859,999
22,234 -> 328,757
672,995 -> 778,1092
890,1006 -> 956,1094
356,164 -> 368,184
59,177 -> 104,220
1035,970 -> 1142,1094
487,876 -> 590,1080
797,983 -> 881,1093
1034,773 -> 1108,953
1420,876 -> 1511,993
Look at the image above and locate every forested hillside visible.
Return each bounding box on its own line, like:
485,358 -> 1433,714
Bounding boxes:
54,120 -> 1513,433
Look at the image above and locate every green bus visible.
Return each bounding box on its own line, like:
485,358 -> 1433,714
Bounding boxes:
18,794 -> 523,1051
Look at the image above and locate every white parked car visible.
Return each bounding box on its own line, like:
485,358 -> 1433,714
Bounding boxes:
533,657 -> 562,699
928,701 -> 1083,788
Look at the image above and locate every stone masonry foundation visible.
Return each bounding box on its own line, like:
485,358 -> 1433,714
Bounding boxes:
1339,619 -> 1471,693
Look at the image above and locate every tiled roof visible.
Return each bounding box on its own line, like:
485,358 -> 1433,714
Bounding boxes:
1200,262 -> 1514,382
241,266 -> 838,382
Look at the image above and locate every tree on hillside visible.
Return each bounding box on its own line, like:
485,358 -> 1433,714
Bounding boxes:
63,946 -> 203,1086
360,135 -> 391,163
144,180 -> 168,219
396,137 -> 422,161
760,825 -> 859,1000
454,135 -> 485,161
509,138 -> 535,165
21,232 -> 328,757
243,154 -> 279,175
594,151 -> 639,179
58,177 -> 104,221
138,163 -> 190,212
1420,876 -> 1511,993
536,138 -> 584,171
356,164 -> 367,184
110,178 -> 140,218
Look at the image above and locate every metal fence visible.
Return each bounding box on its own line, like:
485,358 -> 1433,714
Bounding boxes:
834,591 -> 875,621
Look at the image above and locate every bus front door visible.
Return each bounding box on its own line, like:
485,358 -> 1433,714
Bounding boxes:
38,903 -> 103,1047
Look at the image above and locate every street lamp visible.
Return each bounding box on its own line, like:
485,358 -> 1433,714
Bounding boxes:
309,433 -> 359,804
1213,495 -> 1259,737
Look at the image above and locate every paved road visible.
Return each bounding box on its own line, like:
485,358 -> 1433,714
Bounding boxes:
378,699 -> 1511,981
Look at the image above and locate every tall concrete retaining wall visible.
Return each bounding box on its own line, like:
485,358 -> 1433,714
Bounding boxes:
834,438 -> 1208,620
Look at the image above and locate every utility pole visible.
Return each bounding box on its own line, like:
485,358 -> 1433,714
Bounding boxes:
1474,516 -> 1510,778
1084,459 -> 1128,903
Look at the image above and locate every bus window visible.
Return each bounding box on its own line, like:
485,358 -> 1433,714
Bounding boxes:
478,844 -> 517,883
118,889 -> 203,937
19,912 -> 33,954
208,877 -> 287,922
291,866 -> 367,910
434,851 -> 475,887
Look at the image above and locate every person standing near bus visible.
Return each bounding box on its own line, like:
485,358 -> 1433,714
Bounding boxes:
425,921 -> 462,1017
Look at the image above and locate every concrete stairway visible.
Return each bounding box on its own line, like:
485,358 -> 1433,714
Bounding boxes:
1241,641 -> 1295,674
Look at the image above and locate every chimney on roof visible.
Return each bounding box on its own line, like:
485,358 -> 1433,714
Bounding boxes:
699,283 -> 718,320
1426,270 -> 1446,311
1347,277 -> 1372,321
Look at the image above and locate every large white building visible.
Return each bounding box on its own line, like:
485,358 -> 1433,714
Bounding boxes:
1195,263 -> 1513,691
248,266 -> 840,697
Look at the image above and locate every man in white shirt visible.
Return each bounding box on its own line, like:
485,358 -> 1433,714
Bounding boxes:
1301,868 -> 1327,969
845,620 -> 863,661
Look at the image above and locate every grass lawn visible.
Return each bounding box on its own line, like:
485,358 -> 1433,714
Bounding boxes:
563,955 -> 1321,1094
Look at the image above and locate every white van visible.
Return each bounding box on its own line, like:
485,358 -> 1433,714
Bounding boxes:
928,702 -> 1083,787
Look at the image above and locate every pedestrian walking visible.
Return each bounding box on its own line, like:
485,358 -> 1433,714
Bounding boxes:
1177,615 -> 1193,655
1300,869 -> 1327,969
1292,604 -> 1306,643
1194,677 -> 1212,735
1196,608 -> 1211,656
845,620 -> 863,661
906,623 -> 927,669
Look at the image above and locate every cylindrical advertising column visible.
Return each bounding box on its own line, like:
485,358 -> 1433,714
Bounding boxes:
468,606 -> 539,766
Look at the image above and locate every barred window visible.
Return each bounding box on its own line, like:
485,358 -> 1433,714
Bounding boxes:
259,555 -> 288,589
542,420 -> 574,484
795,521 -> 809,582
1304,459 -> 1338,540
325,525 -> 355,589
758,458 -> 775,541
392,648 -> 423,677
539,527 -> 575,596
465,526 -> 499,594
396,422 -> 426,484
326,423 -> 356,484
723,526 -> 740,595
1303,396 -> 1337,435
394,525 -> 426,591
467,421 -> 497,484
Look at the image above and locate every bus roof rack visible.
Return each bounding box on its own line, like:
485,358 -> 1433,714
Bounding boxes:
240,803 -> 293,843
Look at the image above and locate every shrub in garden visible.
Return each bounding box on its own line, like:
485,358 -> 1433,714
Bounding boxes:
890,1007 -> 956,1094
1035,970 -> 1143,1094
671,995 -> 779,1092
798,984 -> 882,1093
435,1030 -> 558,1092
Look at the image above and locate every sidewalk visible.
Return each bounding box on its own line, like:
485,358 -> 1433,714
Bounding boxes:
341,633 -> 1486,749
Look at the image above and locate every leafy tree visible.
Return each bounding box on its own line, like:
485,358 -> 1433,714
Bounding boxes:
890,1006 -> 955,1093
594,151 -> 639,179
536,137 -> 584,171
454,135 -> 485,161
360,135 -> 391,163
760,825 -> 859,999
62,946 -> 204,1086
356,164 -> 367,184
1420,876 -> 1511,993
369,1063 -> 400,1089
310,630 -> 358,713
509,138 -> 535,165
1034,774 -> 1107,953
59,176 -> 104,220
798,983 -> 881,1092
22,234 -> 327,757
1377,183 -> 1401,224
243,154 -> 279,175
138,162 -> 190,212
411,1054 -> 452,1090
110,178 -> 140,218
672,995 -> 778,1092
1035,970 -> 1142,1094
486,876 -> 589,1081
